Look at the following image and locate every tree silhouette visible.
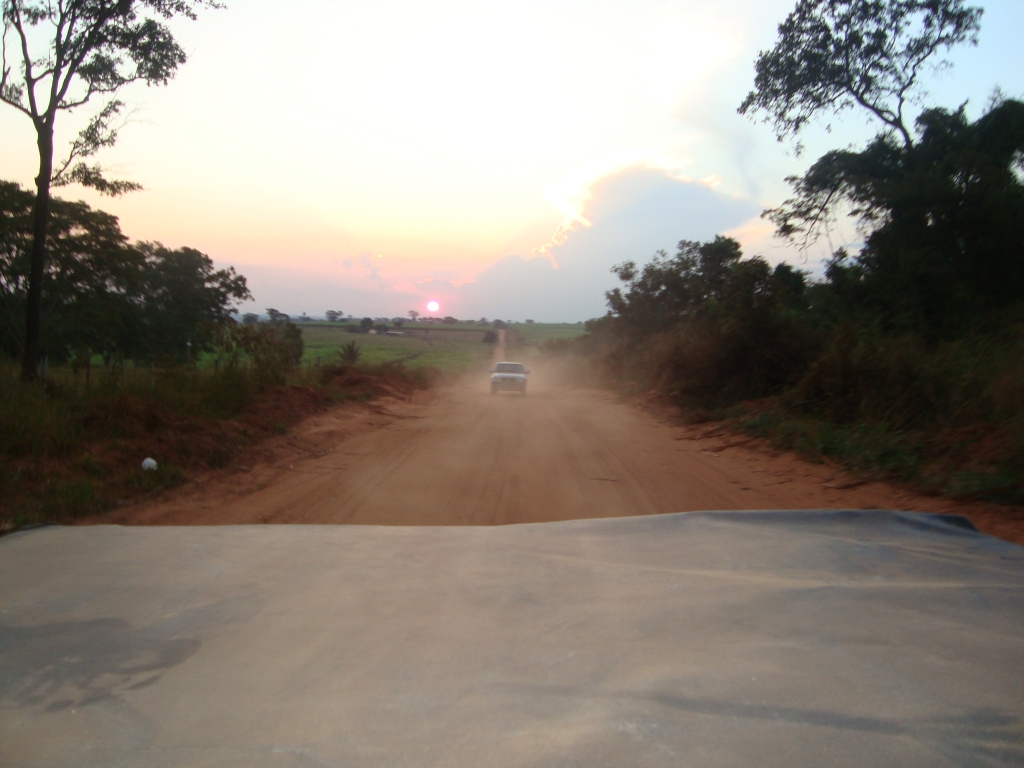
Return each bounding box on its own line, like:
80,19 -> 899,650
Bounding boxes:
1,0 -> 221,379
1,181 -> 249,362
769,99 -> 1024,333
739,0 -> 982,148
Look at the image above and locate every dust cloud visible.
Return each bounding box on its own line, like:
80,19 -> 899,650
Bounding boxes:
103,343 -> 1020,541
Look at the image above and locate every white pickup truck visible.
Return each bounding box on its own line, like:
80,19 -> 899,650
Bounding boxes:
490,362 -> 529,395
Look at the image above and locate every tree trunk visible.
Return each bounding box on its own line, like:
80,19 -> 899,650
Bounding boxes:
21,125 -> 54,382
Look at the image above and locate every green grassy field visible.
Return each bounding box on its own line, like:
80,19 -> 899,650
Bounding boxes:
298,322 -> 587,370
81,321 -> 587,372
502,323 -> 588,360
299,323 -> 493,372
507,322 -> 587,346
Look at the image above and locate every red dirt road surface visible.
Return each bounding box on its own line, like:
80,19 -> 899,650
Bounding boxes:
103,360 -> 1024,544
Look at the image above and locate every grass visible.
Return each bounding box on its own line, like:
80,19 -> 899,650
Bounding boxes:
500,323 -> 588,362
299,323 -> 493,372
181,321 -> 584,372
0,352 -> 440,530
0,358 -> 257,528
298,321 -> 585,370
508,322 -> 587,346
738,407 -> 923,481
731,402 -> 1024,505
728,328 -> 1024,504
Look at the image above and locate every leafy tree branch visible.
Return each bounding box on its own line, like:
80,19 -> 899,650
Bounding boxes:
739,0 -> 983,149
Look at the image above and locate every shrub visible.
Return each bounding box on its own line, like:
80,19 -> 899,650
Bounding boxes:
231,322 -> 304,386
339,341 -> 362,366
791,324 -> 1024,429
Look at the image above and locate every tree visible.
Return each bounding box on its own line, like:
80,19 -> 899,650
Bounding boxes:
1,0 -> 220,380
232,321 -> 303,386
266,308 -> 289,324
0,179 -> 142,361
738,0 -> 982,148
770,99 -> 1024,333
338,340 -> 360,366
359,316 -> 374,332
325,310 -> 342,322
605,236 -> 807,334
1,182 -> 249,362
601,237 -> 813,402
137,243 -> 250,361
408,309 -> 419,321
242,312 -> 258,325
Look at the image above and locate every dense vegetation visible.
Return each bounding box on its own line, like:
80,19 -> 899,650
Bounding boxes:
1,0 -> 219,381
560,1 -> 1024,502
0,180 -> 253,365
0,354 -> 437,528
0,181 -> 318,527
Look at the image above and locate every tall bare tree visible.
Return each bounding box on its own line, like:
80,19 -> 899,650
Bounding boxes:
1,0 -> 220,380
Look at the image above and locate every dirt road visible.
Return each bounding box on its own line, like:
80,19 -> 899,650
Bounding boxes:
110,357 -> 1023,541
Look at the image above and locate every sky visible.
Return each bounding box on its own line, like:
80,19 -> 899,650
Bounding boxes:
1,0 -> 1022,321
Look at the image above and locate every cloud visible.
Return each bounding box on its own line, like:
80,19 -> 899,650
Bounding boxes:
231,165 -> 762,320
358,252 -> 387,285
450,165 -> 760,321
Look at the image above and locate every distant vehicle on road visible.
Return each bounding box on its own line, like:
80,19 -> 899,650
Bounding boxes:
491,362 -> 529,395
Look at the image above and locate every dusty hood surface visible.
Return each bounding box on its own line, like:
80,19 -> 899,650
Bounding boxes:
1,511 -> 1022,767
